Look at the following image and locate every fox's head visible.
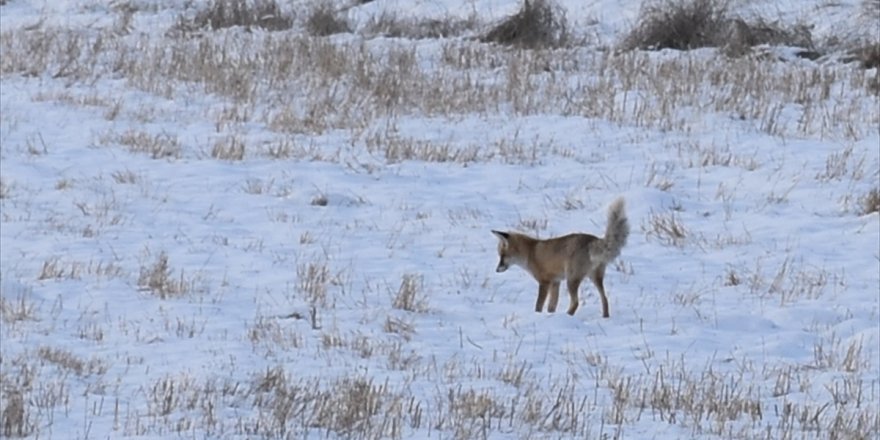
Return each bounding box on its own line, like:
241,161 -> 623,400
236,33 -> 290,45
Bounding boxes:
491,230 -> 514,273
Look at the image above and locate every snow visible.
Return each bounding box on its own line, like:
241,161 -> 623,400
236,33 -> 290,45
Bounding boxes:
1,0 -> 878,439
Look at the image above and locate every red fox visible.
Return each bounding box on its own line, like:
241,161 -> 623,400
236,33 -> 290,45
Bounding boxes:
492,197 -> 629,318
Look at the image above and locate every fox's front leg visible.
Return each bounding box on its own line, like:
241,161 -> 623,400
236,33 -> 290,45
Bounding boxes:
535,282 -> 551,312
546,282 -> 561,313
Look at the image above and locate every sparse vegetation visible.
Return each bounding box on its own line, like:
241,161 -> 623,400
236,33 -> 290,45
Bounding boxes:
184,0 -> 293,32
101,130 -> 182,159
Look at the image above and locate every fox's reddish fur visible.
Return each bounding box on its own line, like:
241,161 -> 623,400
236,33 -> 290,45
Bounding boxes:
492,197 -> 629,318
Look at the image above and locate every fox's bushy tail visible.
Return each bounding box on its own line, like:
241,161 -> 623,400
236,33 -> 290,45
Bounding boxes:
597,197 -> 629,264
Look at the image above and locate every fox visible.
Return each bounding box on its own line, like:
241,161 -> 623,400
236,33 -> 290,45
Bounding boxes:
492,197 -> 629,318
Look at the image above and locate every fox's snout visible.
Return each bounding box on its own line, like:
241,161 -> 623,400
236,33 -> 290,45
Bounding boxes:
492,230 -> 512,273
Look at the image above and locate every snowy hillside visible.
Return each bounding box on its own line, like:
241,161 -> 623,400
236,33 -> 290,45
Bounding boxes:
1,0 -> 878,439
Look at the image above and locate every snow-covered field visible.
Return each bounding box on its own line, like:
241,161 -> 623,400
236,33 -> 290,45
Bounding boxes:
1,0 -> 878,439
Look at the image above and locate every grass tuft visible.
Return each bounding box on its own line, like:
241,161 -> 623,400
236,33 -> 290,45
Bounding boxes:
0,178 -> 10,199
392,273 -> 428,313
138,252 -> 196,299
211,135 -> 246,161
644,208 -> 689,247
859,187 -> 880,215
1,389 -> 32,438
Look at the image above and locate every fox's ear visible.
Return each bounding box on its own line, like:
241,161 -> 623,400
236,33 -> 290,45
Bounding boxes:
491,230 -> 510,242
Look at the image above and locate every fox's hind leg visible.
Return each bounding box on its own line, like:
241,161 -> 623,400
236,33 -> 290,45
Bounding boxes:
546,282 -> 561,313
589,265 -> 609,318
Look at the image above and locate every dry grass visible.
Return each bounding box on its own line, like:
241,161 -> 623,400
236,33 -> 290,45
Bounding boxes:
362,11 -> 478,40
2,25 -> 875,141
366,131 -> 481,164
111,169 -> 139,184
248,316 -> 304,355
383,316 -> 415,341
37,258 -> 124,281
737,257 -> 841,304
481,0 -> 569,48
263,137 -> 325,160
816,144 -> 865,182
100,130 -> 182,159
180,0 -> 293,32
673,140 -> 759,170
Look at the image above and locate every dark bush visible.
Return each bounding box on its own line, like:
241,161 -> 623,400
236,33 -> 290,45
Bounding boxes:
306,4 -> 351,36
622,0 -> 814,54
846,43 -> 880,69
481,0 -> 568,49
622,0 -> 728,50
